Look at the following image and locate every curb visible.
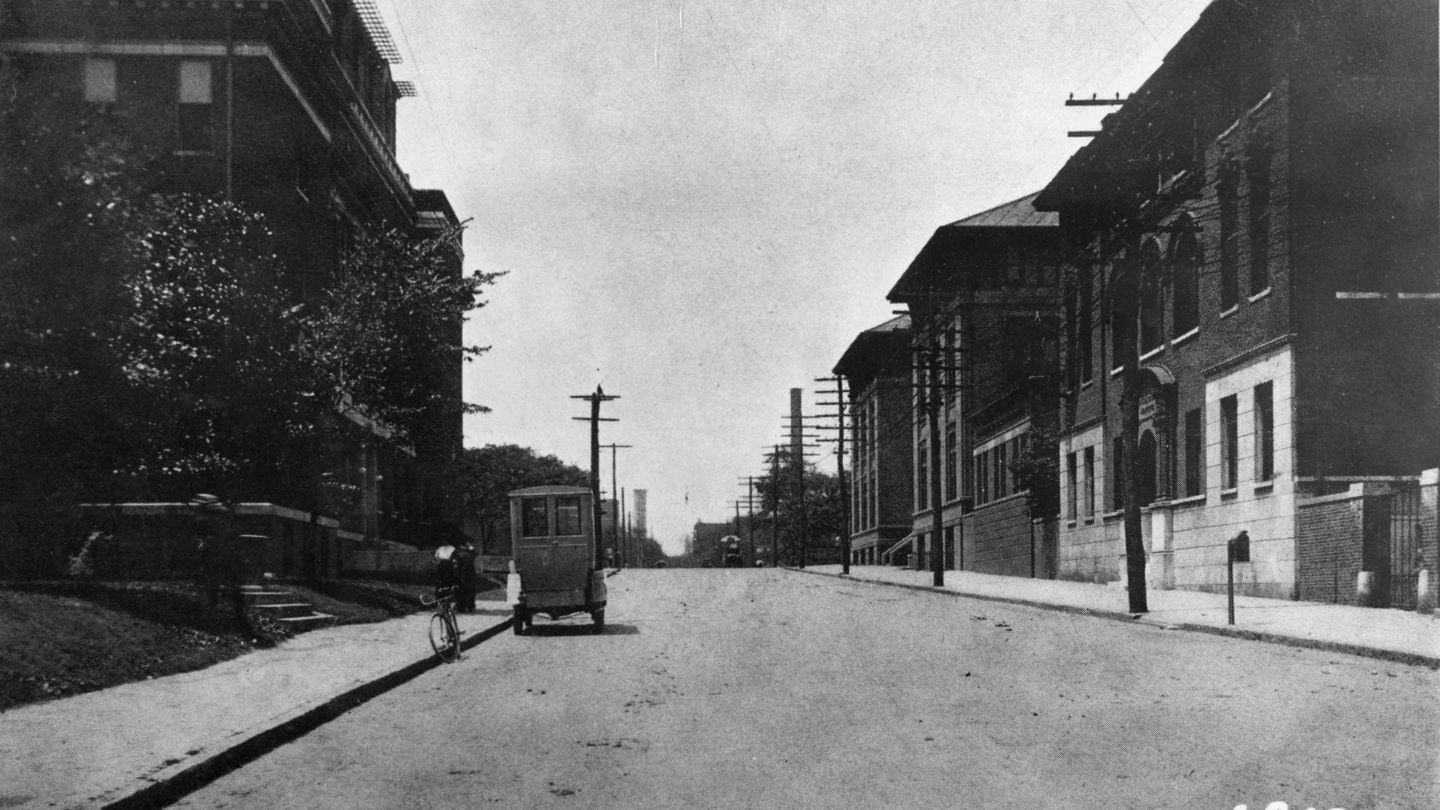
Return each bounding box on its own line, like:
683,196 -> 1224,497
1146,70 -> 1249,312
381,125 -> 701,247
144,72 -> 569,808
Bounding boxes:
794,567 -> 1440,670
103,616 -> 514,810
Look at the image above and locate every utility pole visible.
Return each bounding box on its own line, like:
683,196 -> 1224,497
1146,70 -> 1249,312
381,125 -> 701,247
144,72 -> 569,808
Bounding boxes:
571,385 -> 619,570
769,444 -> 782,567
924,307 -> 946,588
815,375 -> 850,575
601,443 -> 632,567
739,476 -> 760,567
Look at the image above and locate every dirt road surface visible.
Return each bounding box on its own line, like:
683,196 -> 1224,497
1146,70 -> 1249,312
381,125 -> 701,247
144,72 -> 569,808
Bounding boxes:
175,569 -> 1440,809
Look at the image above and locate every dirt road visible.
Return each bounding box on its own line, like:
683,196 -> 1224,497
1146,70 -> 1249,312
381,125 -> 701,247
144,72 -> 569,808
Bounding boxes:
176,569 -> 1439,809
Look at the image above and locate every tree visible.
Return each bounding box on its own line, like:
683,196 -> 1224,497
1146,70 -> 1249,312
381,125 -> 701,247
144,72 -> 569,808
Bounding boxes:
303,226 -> 500,446
756,451 -> 843,566
456,444 -> 589,554
109,195 -> 318,500
0,86 -> 165,573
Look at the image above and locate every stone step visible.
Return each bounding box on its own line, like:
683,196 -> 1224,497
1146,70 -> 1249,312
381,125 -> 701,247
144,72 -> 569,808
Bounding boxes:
276,613 -> 335,632
250,601 -> 319,619
241,589 -> 297,606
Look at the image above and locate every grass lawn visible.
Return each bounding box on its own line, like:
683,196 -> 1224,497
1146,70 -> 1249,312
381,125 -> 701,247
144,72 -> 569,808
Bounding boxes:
0,579 -> 423,711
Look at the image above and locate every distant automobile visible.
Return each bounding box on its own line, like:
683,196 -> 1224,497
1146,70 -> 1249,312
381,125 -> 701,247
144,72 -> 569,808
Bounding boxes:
654,559 -> 668,568
723,551 -> 743,568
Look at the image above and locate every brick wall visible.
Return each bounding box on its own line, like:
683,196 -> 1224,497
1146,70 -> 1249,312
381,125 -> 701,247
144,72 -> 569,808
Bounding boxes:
1296,490 -> 1366,604
962,493 -> 1034,577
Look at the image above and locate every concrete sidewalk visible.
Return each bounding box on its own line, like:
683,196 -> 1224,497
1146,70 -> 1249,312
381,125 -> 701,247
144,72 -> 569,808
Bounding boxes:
0,607 -> 512,809
803,564 -> 1440,668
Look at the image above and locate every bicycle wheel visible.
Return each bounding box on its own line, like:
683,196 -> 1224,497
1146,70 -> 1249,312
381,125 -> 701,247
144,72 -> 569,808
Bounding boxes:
445,611 -> 461,660
429,613 -> 459,662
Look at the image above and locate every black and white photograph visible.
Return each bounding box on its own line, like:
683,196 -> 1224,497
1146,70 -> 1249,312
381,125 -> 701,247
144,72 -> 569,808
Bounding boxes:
1,1 -> 1437,807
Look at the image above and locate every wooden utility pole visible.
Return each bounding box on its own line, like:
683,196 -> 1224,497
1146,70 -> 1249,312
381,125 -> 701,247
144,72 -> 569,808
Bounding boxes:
571,385 -> 619,570
601,443 -> 632,567
924,308 -> 946,588
815,375 -> 850,574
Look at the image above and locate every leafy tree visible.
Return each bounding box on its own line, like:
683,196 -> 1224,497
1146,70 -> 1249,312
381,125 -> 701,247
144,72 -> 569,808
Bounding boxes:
108,195 -> 319,500
756,451 -> 844,565
0,86 -> 164,573
303,226 -> 500,446
456,444 -> 590,554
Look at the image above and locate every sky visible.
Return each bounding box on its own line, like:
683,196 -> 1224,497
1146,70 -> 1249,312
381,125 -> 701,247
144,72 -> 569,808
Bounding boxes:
378,0 -> 1214,555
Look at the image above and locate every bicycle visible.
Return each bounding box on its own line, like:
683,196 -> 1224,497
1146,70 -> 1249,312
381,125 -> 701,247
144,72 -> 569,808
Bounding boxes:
423,585 -> 461,663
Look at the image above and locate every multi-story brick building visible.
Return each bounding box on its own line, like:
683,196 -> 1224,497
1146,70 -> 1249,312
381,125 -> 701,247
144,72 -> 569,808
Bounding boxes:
887,193 -> 1062,575
833,315 -> 914,566
1034,0 -> 1438,603
1,0 -> 466,548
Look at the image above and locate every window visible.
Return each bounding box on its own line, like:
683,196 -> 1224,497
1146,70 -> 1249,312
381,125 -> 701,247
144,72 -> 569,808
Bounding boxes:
84,58 -> 116,103
1111,436 -> 1126,510
555,496 -> 583,536
521,497 -> 549,538
1139,239 -> 1164,352
1079,269 -> 1094,382
1221,395 -> 1239,490
975,452 -> 989,505
176,60 -> 214,151
996,442 -> 1009,499
1184,408 -> 1203,497
1218,164 -> 1240,309
1110,264 -> 1130,369
1083,446 -> 1096,518
1171,218 -> 1200,335
1247,141 -> 1273,295
1255,382 -> 1274,482
945,423 -> 958,501
1066,452 -> 1078,519
944,325 -> 957,405
916,437 -> 928,510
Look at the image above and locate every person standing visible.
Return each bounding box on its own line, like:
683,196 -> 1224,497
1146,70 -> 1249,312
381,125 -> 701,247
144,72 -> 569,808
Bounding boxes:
192,493 -> 249,631
454,541 -> 478,613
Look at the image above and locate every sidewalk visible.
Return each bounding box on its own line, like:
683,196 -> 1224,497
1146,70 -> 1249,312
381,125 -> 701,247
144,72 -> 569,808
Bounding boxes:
0,607 -> 512,809
802,564 -> 1440,668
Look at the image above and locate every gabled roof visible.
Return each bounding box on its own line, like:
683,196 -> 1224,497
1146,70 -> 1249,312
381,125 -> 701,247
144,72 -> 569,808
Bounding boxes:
942,192 -> 1057,229
833,315 -> 912,382
887,192 -> 1057,302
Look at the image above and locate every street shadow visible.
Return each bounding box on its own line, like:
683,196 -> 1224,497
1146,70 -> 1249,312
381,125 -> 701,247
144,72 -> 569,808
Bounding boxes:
522,623 -> 639,637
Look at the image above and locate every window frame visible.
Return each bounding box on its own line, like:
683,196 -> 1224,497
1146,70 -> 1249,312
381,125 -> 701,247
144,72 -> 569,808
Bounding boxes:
1221,395 -> 1240,490
176,60 -> 215,153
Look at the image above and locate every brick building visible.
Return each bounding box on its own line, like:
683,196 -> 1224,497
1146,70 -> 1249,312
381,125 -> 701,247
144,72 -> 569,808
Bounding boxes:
1,0 -> 466,549
1034,0 -> 1438,603
887,193 -> 1062,575
833,315 -> 914,566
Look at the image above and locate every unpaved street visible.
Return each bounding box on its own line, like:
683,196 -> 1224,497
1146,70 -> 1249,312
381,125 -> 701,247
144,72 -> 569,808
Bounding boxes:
176,569 -> 1440,809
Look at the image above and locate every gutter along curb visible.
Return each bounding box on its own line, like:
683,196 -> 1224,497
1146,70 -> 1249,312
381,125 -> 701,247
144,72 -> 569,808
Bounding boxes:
103,617 -> 515,810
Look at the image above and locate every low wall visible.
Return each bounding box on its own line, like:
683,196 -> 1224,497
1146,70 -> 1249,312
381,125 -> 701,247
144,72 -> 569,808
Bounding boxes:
962,493 -> 1035,578
73,503 -> 342,580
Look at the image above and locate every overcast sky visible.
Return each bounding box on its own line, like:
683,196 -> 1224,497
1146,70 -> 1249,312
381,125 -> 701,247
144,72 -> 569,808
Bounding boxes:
381,0 -> 1213,554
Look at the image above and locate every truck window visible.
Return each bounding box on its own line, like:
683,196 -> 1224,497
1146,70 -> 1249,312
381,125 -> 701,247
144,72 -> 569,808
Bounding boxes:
521,497 -> 549,537
555,496 -> 583,536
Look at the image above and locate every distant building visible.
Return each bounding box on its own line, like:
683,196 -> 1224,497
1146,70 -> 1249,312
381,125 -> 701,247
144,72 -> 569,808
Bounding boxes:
1034,0 -> 1439,604
633,489 -> 648,539
833,316 -> 914,566
887,193 -> 1062,576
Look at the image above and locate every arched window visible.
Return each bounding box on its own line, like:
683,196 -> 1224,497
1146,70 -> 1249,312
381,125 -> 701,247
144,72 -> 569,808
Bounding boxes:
1170,215 -> 1200,335
1138,238 -> 1164,353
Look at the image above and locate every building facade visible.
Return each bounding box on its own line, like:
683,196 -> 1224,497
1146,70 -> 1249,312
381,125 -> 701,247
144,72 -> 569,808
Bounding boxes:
1,0 -> 467,547
1034,0 -> 1439,602
834,316 -> 914,566
887,194 -> 1062,575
